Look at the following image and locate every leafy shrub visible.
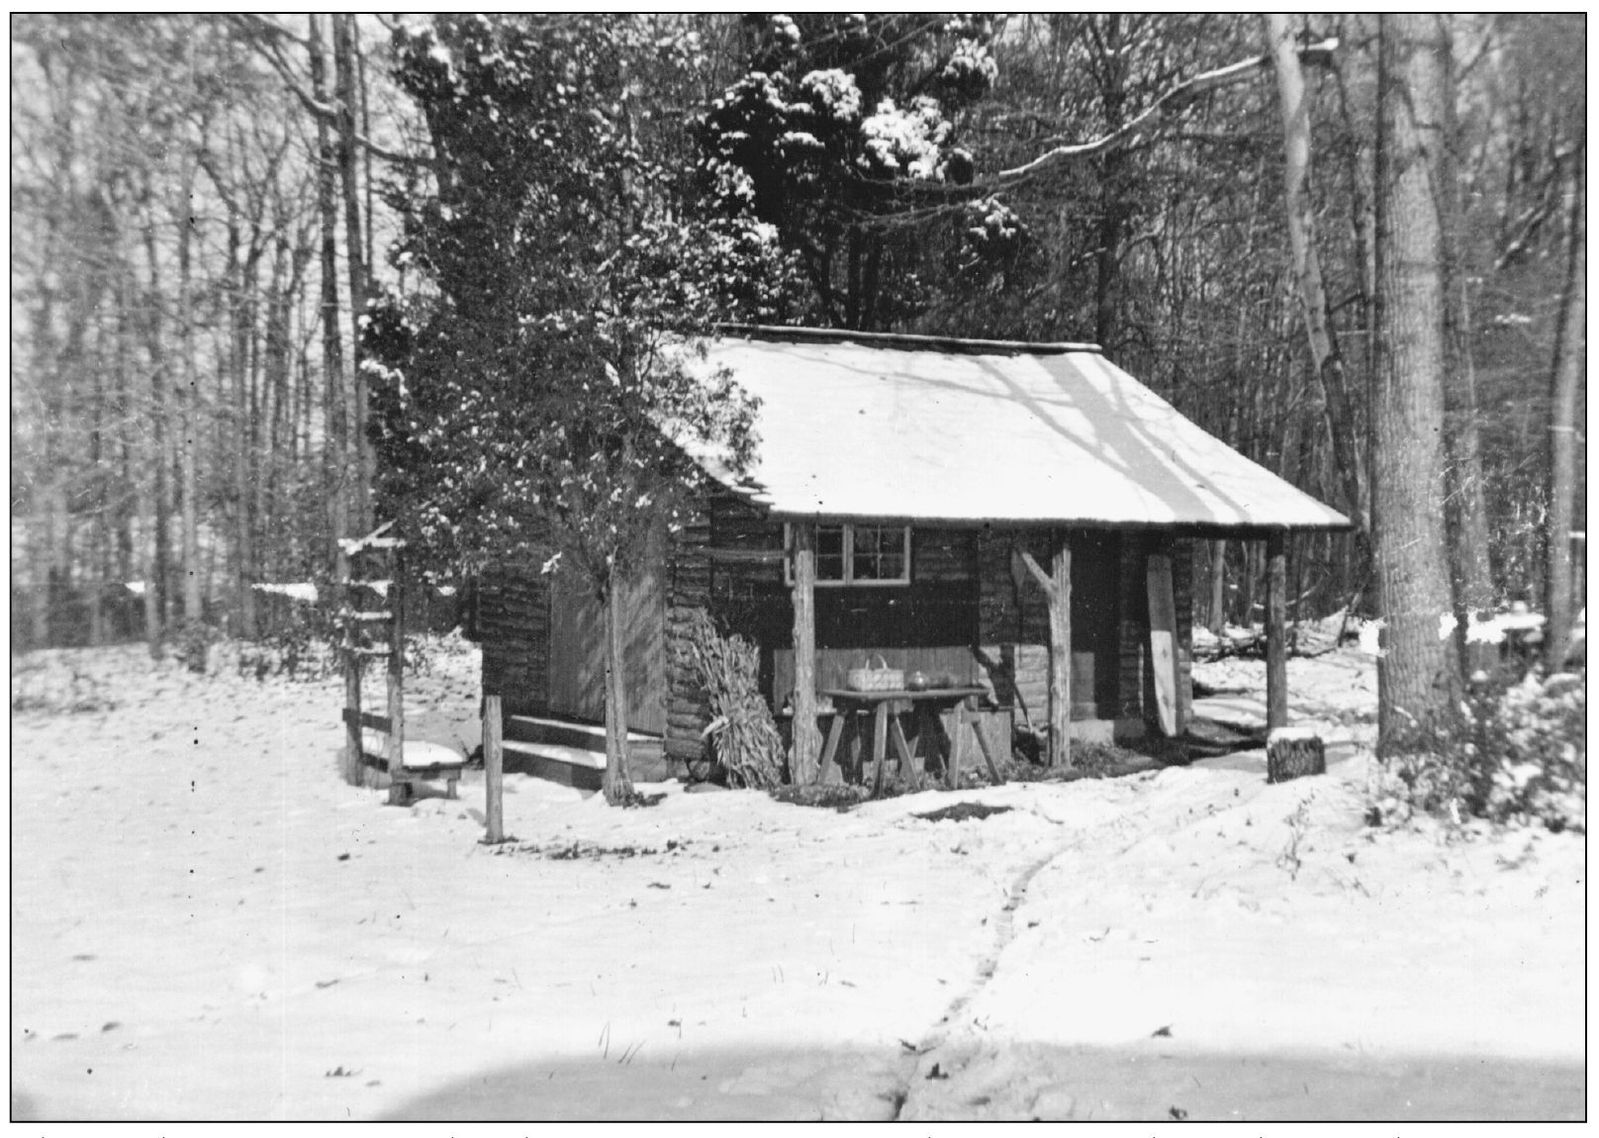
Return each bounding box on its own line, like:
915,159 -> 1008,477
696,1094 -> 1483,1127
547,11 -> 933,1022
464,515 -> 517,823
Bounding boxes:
1479,671 -> 1585,832
1370,670 -> 1585,833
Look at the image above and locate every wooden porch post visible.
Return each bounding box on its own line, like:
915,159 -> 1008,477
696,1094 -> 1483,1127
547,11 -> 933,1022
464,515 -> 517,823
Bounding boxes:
1265,530 -> 1289,731
1020,530 -> 1072,769
790,521 -> 820,783
1049,532 -> 1072,769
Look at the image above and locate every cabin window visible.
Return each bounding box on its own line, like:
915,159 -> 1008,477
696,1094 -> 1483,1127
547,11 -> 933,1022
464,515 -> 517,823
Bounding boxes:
785,524 -> 912,587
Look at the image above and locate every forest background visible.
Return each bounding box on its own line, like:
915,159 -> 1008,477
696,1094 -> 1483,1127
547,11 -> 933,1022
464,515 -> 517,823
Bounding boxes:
9,14 -> 1585,718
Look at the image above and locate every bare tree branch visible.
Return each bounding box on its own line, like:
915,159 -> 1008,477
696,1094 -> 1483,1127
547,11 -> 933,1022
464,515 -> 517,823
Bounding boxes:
227,14 -> 426,169
992,38 -> 1338,188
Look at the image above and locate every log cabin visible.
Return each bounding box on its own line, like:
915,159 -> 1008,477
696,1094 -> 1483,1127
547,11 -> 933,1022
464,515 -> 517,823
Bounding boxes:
474,326 -> 1351,788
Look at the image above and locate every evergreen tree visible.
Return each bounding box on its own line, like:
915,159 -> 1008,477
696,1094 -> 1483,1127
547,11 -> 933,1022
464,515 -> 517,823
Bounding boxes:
365,14 -> 793,803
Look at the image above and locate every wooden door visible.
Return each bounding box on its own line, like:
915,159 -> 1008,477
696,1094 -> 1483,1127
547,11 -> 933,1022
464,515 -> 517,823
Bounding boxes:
547,564 -> 666,735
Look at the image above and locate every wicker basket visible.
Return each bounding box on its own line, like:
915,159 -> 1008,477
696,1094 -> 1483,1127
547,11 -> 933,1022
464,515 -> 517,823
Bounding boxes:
846,654 -> 905,692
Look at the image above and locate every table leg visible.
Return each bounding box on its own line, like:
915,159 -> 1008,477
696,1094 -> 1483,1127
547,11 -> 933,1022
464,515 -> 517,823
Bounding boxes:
971,710 -> 1005,785
871,702 -> 889,797
817,712 -> 845,785
914,702 -> 935,776
947,703 -> 967,790
847,712 -> 863,783
889,714 -> 916,777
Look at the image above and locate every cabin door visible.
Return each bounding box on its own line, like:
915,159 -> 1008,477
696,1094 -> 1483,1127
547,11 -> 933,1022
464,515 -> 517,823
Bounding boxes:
546,563 -> 667,735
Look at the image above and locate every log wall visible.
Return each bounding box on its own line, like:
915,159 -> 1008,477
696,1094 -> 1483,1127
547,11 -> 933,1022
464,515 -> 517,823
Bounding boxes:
478,564 -> 551,720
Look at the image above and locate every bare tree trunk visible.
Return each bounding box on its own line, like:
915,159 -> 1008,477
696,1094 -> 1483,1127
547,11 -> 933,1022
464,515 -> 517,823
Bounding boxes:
1209,539 -> 1227,635
1265,13 -> 1370,534
309,14 -> 349,580
1372,14 -> 1462,753
1434,15 -> 1494,665
177,144 -> 204,670
334,13 -> 373,534
140,204 -> 171,656
1093,14 -> 1130,354
225,207 -> 259,640
1544,162 -> 1584,667
602,564 -> 636,805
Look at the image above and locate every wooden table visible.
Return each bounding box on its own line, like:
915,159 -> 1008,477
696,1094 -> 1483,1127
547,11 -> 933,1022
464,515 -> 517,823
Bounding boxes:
816,687 -> 1004,791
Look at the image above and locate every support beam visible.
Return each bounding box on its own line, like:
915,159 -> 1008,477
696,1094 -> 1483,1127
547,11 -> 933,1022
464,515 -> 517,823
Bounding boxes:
790,521 -> 821,783
1021,536 -> 1073,769
1049,532 -> 1072,769
1265,531 -> 1289,731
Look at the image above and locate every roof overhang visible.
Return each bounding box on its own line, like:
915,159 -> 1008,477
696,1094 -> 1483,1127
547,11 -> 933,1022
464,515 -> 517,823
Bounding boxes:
678,328 -> 1353,533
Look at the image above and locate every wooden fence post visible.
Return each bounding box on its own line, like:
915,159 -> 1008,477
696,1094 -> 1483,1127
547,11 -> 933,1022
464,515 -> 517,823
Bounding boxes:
384,562 -> 407,805
484,694 -> 504,844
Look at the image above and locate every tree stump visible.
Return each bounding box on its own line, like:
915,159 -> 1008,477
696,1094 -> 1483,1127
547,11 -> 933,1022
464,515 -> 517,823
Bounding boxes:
1267,728 -> 1325,784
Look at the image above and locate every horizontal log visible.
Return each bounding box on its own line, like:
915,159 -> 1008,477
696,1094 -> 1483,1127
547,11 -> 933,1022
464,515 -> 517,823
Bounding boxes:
664,736 -> 705,757
342,707 -> 392,733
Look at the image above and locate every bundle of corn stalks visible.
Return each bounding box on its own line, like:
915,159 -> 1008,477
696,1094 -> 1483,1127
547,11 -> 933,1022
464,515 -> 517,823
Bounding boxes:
685,607 -> 785,788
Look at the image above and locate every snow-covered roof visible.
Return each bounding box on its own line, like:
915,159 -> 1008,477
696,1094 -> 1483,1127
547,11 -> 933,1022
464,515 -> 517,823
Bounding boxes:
686,328 -> 1351,530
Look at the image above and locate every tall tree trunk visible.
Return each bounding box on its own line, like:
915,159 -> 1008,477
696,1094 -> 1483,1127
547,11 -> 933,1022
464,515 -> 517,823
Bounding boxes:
177,147 -> 204,669
1093,14 -> 1129,354
309,14 -> 349,577
1372,14 -> 1461,753
334,13 -> 373,533
226,210 -> 258,640
1544,161 -> 1584,667
601,564 -> 636,806
141,207 -> 172,656
1434,15 -> 1494,665
1208,539 -> 1227,635
1264,13 -> 1370,533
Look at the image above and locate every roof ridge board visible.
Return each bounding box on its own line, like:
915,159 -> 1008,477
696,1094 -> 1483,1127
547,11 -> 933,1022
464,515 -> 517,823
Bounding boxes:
714,322 -> 1102,356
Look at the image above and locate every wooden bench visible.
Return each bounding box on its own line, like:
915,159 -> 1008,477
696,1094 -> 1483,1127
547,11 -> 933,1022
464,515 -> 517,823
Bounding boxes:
342,708 -> 466,801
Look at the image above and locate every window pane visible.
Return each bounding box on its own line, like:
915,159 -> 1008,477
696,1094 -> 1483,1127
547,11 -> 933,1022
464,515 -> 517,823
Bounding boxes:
815,525 -> 846,580
850,525 -> 907,583
878,539 -> 905,579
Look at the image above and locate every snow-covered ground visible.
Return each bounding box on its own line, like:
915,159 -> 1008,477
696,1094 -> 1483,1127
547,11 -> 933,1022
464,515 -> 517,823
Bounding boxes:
9,636 -> 1585,1122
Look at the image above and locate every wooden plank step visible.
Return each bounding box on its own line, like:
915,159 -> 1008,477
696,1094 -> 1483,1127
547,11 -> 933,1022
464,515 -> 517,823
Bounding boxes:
505,715 -> 660,753
499,740 -> 603,792
339,610 -> 394,622
501,738 -> 669,784
502,738 -> 606,770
